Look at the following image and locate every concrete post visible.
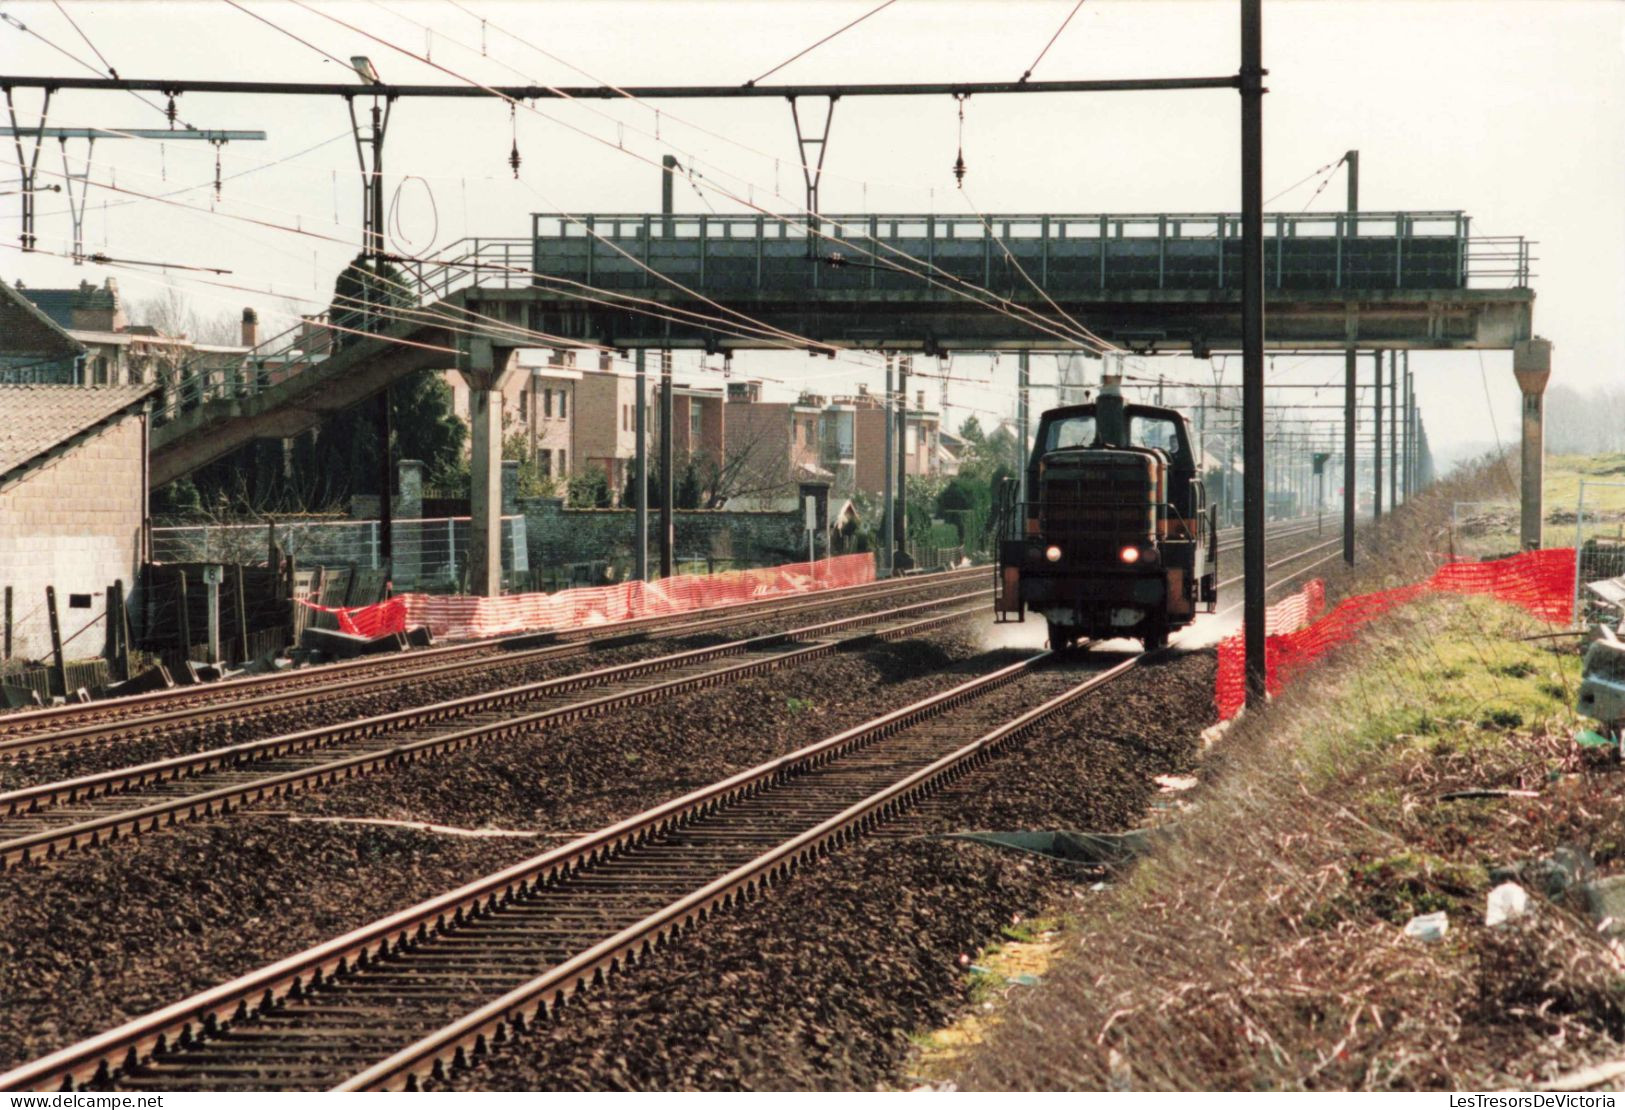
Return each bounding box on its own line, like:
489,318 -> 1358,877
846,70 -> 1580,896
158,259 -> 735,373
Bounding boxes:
460,338 -> 521,596
1513,338 -> 1552,550
393,459 -> 424,591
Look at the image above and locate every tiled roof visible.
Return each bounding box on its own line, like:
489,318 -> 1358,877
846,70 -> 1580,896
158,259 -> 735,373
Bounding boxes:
0,280 -> 83,359
0,383 -> 156,481
17,281 -> 117,329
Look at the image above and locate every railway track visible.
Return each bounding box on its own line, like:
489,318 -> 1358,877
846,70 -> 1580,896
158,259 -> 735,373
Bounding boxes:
0,520 -> 1319,763
0,522 -> 1342,871
0,566 -> 988,760
0,518 -> 1348,1091
0,643 -> 1143,1093
0,593 -> 990,870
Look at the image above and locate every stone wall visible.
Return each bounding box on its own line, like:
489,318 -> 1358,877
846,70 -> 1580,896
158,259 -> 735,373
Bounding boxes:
519,497 -> 813,576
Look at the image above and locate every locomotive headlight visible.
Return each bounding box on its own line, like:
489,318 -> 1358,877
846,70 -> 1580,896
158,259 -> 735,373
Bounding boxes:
1045,545 -> 1063,563
1119,545 -> 1141,564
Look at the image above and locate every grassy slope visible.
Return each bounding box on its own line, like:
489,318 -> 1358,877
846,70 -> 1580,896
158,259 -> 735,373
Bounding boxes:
1455,452 -> 1625,558
944,589 -> 1625,1090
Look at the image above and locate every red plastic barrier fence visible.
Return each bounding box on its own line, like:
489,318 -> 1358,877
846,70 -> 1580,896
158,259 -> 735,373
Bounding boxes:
1215,547 -> 1577,720
327,554 -> 878,644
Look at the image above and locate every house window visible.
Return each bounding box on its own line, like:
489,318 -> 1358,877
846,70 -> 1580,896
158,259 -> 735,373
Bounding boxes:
690,404 -> 702,445
538,449 -> 552,477
558,390 -> 567,420
622,404 -> 629,432
544,390 -> 553,419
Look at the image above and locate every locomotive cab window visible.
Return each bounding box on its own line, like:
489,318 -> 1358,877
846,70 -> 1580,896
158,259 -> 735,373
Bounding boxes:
1129,414 -> 1180,454
1043,414 -> 1096,451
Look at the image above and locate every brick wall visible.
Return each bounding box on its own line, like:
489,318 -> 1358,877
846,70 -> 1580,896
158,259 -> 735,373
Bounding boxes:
0,413 -> 145,660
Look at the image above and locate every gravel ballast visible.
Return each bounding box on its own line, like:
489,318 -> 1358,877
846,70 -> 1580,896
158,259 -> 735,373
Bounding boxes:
0,620 -> 1025,1071
444,649 -> 1218,1091
0,578 -> 986,792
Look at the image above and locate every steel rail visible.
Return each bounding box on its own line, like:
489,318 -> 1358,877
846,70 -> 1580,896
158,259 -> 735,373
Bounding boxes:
0,597 -> 988,869
0,566 -> 986,753
342,656 -> 1141,1091
0,520 -> 1320,773
0,642 -> 1141,1092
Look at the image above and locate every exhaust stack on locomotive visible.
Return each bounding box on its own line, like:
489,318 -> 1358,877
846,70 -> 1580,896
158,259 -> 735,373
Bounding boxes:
996,377 -> 1218,650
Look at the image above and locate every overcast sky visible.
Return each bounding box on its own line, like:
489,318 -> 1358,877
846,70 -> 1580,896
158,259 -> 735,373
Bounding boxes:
3,0 -> 1621,464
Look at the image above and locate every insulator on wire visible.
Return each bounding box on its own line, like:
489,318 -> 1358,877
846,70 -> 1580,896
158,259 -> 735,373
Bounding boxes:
951,94 -> 969,188
508,103 -> 521,179
165,95 -> 177,128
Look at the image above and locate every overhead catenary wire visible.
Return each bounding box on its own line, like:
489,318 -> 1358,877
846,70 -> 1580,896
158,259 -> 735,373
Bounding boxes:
1019,0 -> 1088,84
743,0 -> 900,87
0,7 -> 192,128
287,1 -> 1101,359
17,5 -> 1184,423
277,0 -> 1112,353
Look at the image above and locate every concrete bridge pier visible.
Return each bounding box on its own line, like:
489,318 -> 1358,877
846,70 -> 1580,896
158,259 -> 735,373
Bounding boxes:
1513,338 -> 1552,551
460,338 -> 522,596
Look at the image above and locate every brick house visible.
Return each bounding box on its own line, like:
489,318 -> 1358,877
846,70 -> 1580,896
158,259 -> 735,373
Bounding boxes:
444,352 -> 580,482
826,387 -> 943,497
0,279 -> 84,384
13,278 -> 250,391
0,384 -> 155,660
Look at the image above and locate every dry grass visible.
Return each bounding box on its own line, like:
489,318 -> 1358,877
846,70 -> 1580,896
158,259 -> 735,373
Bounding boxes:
946,459 -> 1625,1091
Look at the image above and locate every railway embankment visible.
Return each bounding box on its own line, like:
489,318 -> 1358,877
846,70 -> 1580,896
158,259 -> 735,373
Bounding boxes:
940,461 -> 1625,1091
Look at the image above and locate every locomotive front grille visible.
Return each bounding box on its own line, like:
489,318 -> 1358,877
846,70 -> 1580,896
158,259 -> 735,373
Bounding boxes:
1038,453 -> 1158,560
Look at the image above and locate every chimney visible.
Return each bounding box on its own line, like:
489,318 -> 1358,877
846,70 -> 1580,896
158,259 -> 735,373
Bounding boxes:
598,351 -> 613,372
241,307 -> 259,349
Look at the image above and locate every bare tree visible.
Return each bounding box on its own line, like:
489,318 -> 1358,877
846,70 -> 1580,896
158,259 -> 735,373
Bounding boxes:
695,416 -> 806,508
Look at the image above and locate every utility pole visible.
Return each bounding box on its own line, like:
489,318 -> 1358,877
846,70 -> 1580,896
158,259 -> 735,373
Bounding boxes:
1345,149 -> 1359,232
634,348 -> 649,580
347,77 -> 397,573
894,355 -> 911,572
1389,349 -> 1399,510
881,355 -> 895,578
660,349 -> 674,578
1017,351 -> 1031,502
1240,0 -> 1267,706
1344,350 -> 1356,566
1372,349 -> 1383,525
1402,353 -> 1413,501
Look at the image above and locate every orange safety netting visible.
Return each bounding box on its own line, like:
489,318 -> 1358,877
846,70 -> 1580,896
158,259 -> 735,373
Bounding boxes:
1215,547 -> 1577,720
316,553 -> 879,644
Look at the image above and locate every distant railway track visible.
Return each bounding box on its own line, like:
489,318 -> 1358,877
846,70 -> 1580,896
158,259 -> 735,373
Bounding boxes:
0,519 -> 1321,763
0,518 -> 1346,1092
0,567 -> 987,761
0,593 -> 991,871
0,643 -> 1144,1093
0,521 -> 1340,872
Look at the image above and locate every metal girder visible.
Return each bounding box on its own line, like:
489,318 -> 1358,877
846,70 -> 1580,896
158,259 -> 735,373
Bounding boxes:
0,75 -> 1240,100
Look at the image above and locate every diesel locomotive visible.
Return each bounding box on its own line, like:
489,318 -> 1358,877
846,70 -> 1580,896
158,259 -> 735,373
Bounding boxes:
995,385 -> 1217,650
